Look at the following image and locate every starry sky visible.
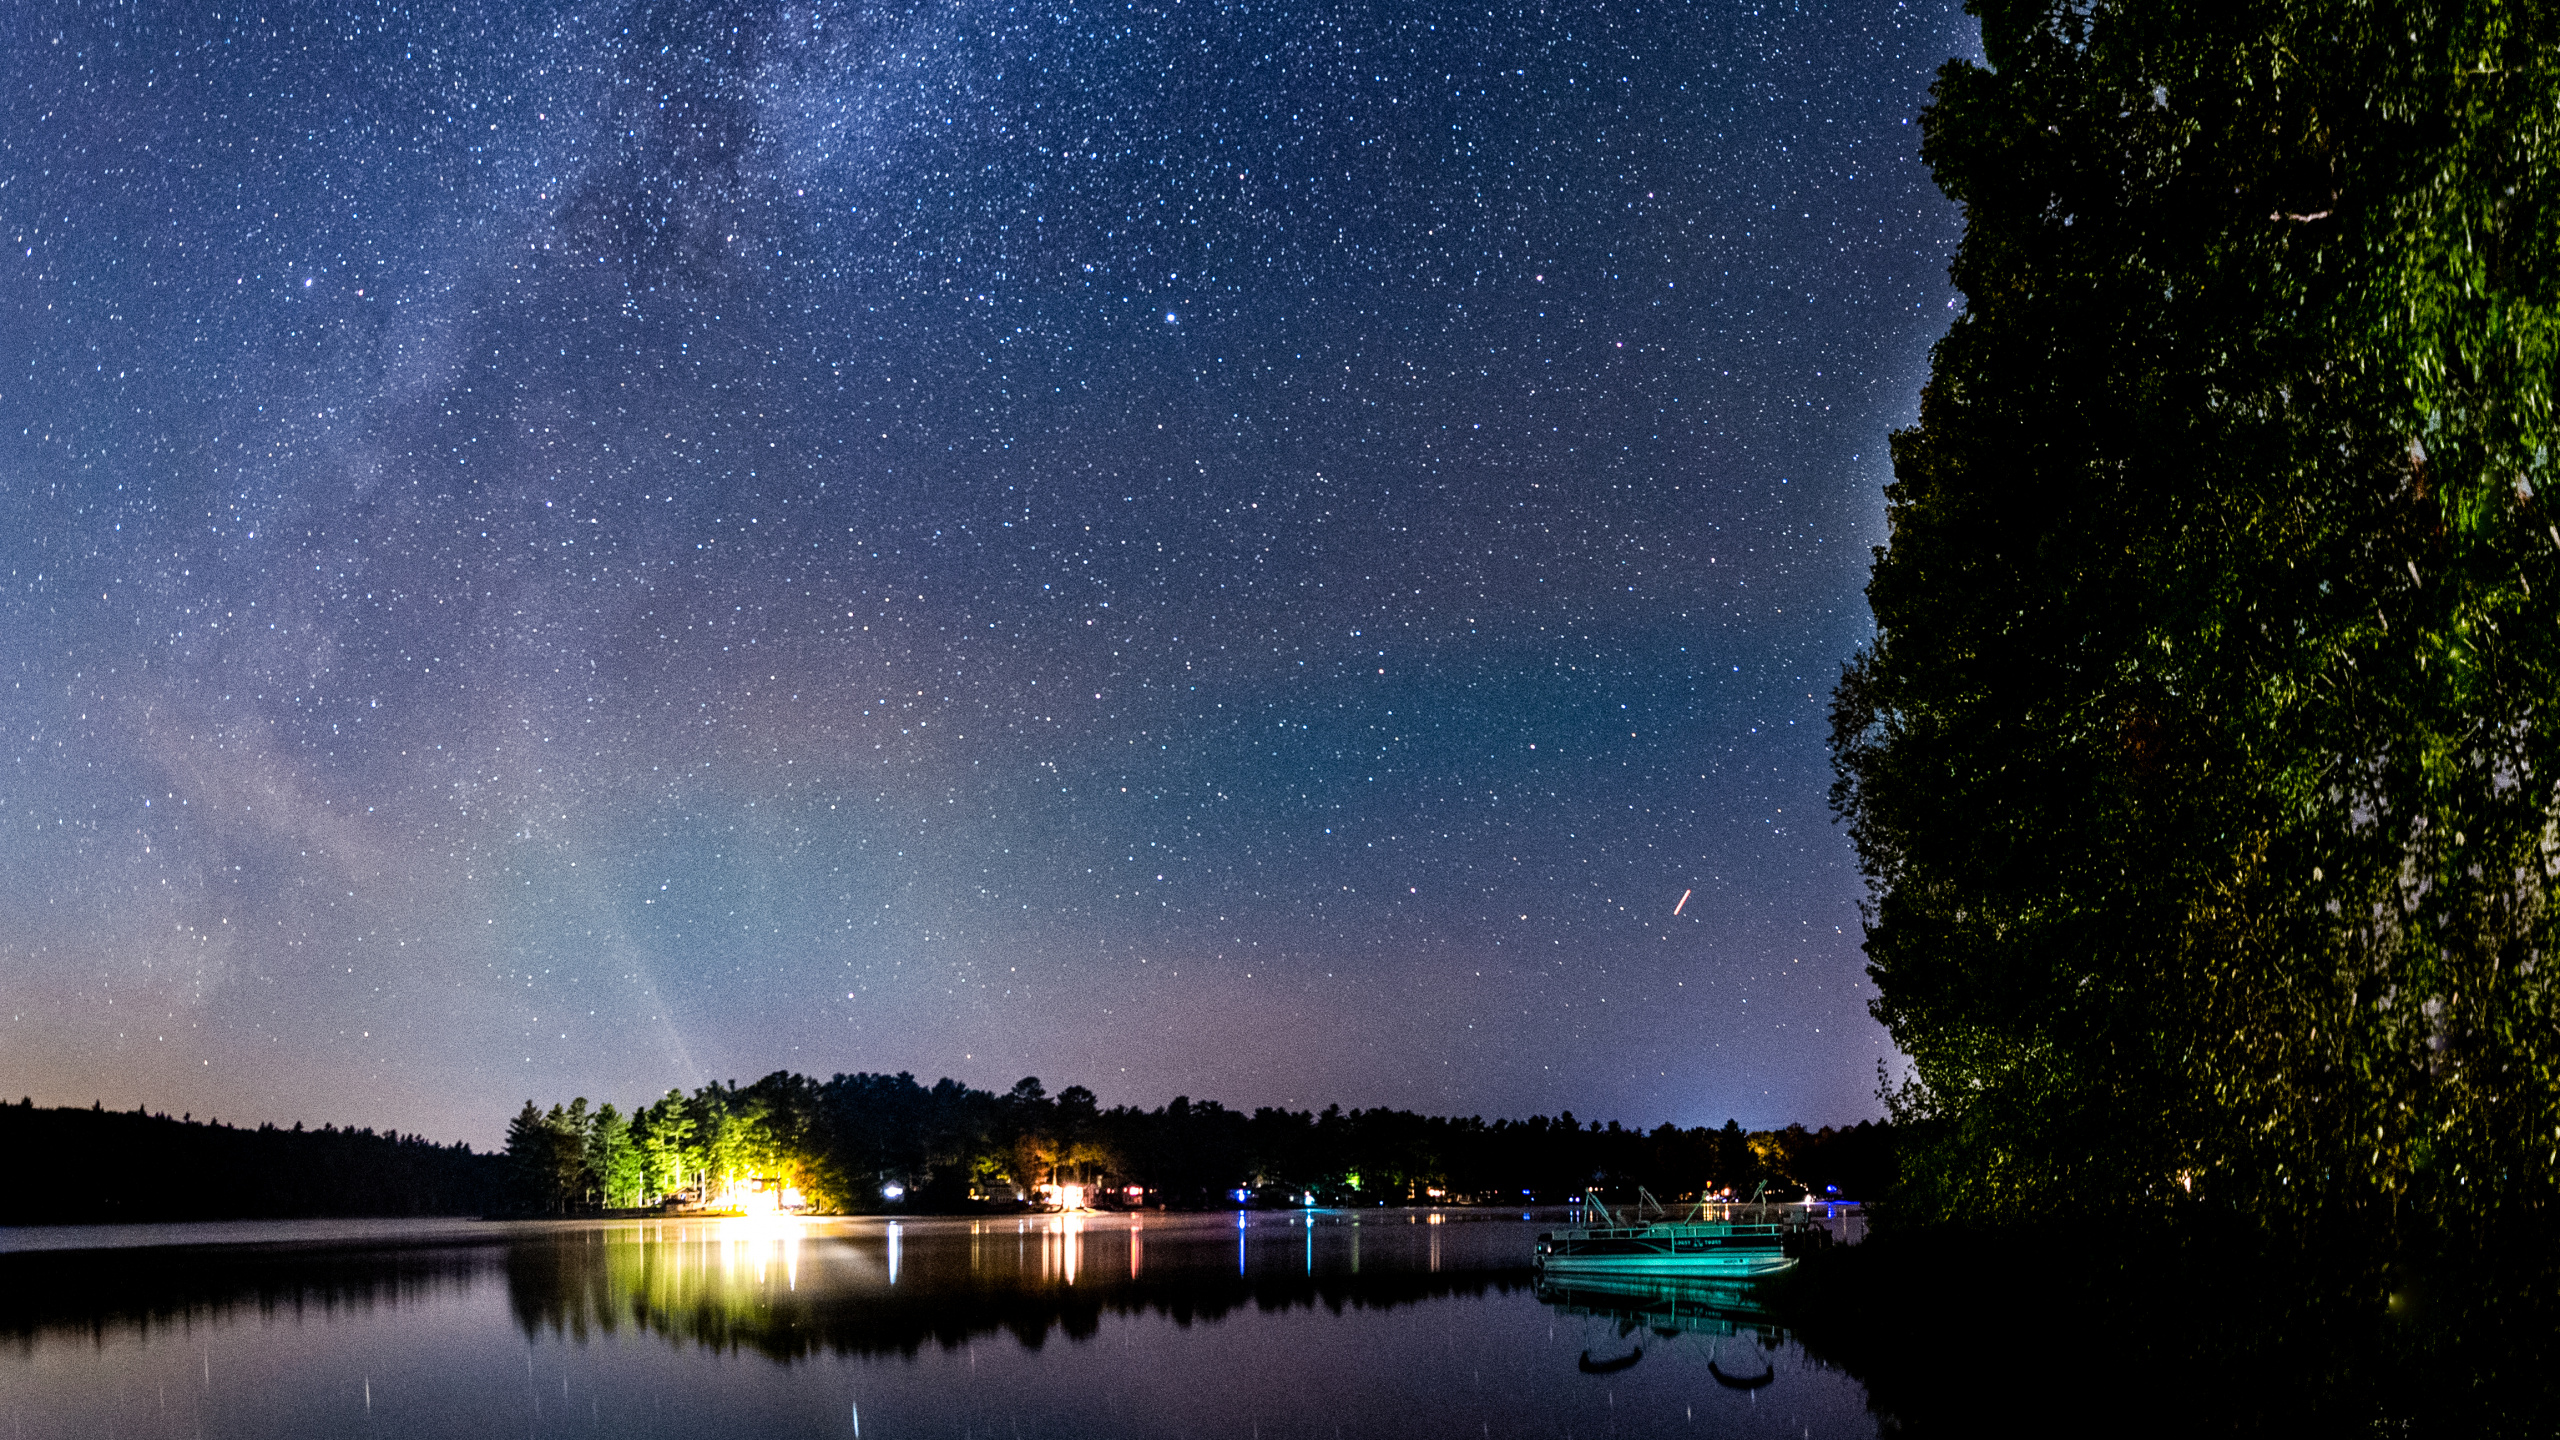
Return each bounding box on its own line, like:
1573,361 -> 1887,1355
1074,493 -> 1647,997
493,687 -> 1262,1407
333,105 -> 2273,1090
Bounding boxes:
2,0 -> 1973,1147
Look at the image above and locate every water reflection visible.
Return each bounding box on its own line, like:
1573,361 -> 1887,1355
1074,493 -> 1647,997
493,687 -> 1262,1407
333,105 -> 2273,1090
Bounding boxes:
500,1212 -> 1537,1362
0,1230 -> 505,1342
14,1212 -> 1897,1440
28,1213 -> 2553,1436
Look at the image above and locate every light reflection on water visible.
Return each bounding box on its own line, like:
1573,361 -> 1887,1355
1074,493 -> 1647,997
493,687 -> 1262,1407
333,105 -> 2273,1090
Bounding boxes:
0,1211 -> 1875,1439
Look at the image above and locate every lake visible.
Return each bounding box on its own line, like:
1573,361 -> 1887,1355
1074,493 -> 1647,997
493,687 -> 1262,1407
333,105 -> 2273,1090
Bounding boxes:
0,1211 -> 1880,1438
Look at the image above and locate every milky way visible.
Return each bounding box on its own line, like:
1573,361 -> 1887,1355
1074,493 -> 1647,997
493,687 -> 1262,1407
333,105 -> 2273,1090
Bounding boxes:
1,0 -> 1973,1144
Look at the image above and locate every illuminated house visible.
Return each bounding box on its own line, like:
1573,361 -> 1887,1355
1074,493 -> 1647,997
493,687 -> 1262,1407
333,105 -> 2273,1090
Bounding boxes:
670,1175 -> 807,1215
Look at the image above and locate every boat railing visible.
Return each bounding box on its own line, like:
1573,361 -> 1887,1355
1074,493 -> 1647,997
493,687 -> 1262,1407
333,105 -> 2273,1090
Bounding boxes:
1575,1191 -> 1869,1242
1686,1198 -> 1867,1234
1686,1202 -> 1796,1226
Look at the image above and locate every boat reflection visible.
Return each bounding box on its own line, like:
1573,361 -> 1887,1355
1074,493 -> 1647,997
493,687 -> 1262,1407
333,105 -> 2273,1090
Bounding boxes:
1537,1270 -> 1789,1386
1535,1269 -> 1781,1338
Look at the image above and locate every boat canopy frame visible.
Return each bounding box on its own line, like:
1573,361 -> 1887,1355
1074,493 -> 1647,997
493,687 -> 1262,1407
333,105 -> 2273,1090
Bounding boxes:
1581,1180 -> 1799,1230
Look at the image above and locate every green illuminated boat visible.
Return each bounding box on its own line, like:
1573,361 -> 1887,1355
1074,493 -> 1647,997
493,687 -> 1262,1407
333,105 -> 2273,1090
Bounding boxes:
1532,1189 -> 1822,1280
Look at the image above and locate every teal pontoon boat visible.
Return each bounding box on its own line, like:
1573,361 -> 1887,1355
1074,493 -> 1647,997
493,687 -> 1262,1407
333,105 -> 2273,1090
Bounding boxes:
1532,1188 -> 1822,1280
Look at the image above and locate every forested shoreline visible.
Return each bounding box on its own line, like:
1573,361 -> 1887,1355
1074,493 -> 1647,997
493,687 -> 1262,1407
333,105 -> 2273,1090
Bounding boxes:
0,1083 -> 1887,1224
0,1098 -> 504,1225
504,1071 -> 1893,1215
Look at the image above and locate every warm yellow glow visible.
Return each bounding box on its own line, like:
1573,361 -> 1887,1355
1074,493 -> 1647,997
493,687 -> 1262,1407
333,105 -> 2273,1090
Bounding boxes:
1034,1181 -> 1088,1211
1038,1212 -> 1085,1283
704,1176 -> 807,1215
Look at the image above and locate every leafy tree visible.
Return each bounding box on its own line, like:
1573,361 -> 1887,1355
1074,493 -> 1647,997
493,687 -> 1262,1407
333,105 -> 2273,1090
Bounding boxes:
1048,1084 -> 1117,1188
634,1090 -> 697,1203
589,1104 -> 643,1208
1713,1119 -> 1751,1195
739,1071 -> 828,1204
999,1076 -> 1059,1196
814,1071 -> 939,1206
544,1100 -> 592,1210
688,1084 -> 763,1202
503,1100 -> 557,1213
1832,0 -> 2560,1232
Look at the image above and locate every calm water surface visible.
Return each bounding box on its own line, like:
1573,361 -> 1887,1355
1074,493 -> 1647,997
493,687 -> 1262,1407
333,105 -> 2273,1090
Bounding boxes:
0,1212 -> 1876,1438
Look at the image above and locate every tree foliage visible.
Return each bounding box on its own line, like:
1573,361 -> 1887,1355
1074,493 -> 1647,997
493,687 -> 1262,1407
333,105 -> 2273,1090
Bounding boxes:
0,1100 -> 502,1223
1833,0 -> 2560,1230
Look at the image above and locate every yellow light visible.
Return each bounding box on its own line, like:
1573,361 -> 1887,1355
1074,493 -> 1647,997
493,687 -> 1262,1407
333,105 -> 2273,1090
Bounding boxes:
701,1175 -> 804,1216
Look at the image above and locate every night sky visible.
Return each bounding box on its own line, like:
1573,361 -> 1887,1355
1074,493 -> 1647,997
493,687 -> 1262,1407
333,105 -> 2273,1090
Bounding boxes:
2,0 -> 1972,1147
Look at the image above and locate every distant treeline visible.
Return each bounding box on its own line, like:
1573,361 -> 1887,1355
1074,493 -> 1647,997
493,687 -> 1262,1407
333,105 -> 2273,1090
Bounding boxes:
0,1099 -> 504,1225
0,1081 -> 1892,1226
504,1071 -> 1894,1215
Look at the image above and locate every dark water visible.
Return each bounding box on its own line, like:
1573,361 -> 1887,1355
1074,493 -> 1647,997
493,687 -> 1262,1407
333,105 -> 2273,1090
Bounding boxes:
0,1212 -> 1875,1439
